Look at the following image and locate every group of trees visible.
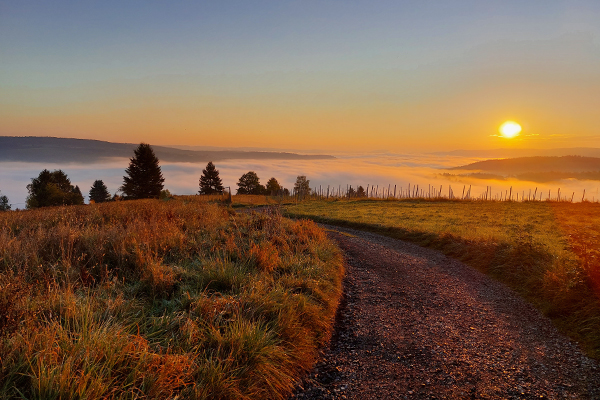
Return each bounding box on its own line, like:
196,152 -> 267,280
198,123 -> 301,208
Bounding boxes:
15,143 -> 310,210
236,172 -> 289,196
197,162 -> 293,197
25,169 -> 85,209
23,143 -> 165,209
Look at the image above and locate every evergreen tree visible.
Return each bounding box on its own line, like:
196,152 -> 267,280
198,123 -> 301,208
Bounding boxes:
89,180 -> 112,203
199,162 -> 224,194
121,143 -> 165,199
0,191 -> 10,211
357,185 -> 366,197
26,169 -> 84,208
265,177 -> 282,195
236,171 -> 264,195
293,176 -> 311,196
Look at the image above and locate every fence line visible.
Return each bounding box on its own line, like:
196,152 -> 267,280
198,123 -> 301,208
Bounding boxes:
288,183 -> 598,203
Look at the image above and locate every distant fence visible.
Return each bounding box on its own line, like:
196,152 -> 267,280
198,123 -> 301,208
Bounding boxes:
290,184 -> 597,203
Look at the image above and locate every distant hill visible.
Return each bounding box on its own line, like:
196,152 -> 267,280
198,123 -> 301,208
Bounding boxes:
0,137 -> 335,164
449,155 -> 600,182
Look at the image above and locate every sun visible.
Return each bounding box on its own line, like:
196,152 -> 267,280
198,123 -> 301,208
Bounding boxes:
499,121 -> 522,138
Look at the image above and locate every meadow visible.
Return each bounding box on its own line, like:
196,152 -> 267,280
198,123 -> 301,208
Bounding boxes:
0,197 -> 343,399
285,198 -> 600,359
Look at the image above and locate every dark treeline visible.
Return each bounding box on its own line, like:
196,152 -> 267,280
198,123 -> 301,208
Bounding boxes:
5,143 -> 310,210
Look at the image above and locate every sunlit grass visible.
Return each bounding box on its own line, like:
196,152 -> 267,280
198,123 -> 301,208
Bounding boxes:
0,198 -> 343,399
285,198 -> 600,359
176,193 -> 297,208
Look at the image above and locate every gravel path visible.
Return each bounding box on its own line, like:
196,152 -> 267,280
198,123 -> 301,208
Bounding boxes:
291,225 -> 600,399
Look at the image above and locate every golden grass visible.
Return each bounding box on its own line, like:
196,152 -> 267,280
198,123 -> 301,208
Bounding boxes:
175,194 -> 296,209
0,198 -> 344,399
285,198 -> 600,359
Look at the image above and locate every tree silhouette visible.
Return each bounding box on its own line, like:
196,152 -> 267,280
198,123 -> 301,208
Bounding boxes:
236,171 -> 264,195
357,185 -> 366,197
121,143 -> 165,199
265,177 -> 282,195
199,162 -> 224,194
293,176 -> 311,196
0,191 -> 10,211
89,180 -> 112,203
26,169 -> 84,208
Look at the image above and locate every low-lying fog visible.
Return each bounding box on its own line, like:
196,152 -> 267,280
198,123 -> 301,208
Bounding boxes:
2,153 -> 599,208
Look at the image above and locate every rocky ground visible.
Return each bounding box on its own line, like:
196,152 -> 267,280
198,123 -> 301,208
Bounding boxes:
290,225 -> 600,399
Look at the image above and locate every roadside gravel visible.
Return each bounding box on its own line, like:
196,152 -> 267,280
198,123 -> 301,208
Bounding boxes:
291,224 -> 600,399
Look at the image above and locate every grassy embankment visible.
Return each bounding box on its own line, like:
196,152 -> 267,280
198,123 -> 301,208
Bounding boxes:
0,197 -> 343,399
285,199 -> 600,359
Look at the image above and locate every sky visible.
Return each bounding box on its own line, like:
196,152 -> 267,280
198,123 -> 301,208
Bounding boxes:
1,1 -> 600,152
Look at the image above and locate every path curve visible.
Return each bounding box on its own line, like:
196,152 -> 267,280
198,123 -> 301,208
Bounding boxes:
291,225 -> 600,399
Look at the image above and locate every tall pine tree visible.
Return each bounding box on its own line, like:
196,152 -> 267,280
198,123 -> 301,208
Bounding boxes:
89,180 -> 112,203
199,162 -> 224,194
121,143 -> 165,199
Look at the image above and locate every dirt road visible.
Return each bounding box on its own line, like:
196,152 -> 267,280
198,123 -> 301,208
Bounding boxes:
291,225 -> 600,399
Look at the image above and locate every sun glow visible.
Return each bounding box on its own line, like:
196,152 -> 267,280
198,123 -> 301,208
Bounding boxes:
499,121 -> 522,138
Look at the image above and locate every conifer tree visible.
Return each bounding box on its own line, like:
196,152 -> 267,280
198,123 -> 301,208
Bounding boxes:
199,162 -> 224,194
0,191 -> 10,211
89,180 -> 112,203
357,185 -> 366,197
121,143 -> 165,199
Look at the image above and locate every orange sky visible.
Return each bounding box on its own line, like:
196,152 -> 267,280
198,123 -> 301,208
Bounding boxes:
1,3 -> 600,152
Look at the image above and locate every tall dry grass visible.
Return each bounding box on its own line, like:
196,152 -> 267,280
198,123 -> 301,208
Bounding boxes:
0,198 -> 343,399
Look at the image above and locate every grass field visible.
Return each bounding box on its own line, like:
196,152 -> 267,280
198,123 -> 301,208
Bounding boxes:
0,198 -> 343,399
285,198 -> 600,359
175,194 -> 298,209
